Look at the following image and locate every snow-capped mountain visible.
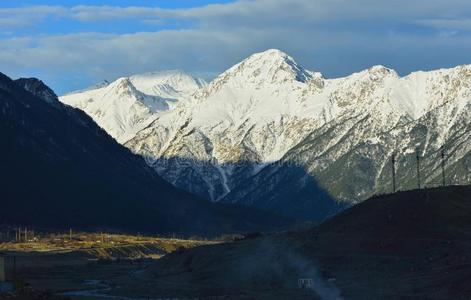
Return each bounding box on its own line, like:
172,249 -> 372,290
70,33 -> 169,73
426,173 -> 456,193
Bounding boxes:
60,70 -> 206,143
1,73 -> 291,234
130,70 -> 207,99
60,49 -> 471,221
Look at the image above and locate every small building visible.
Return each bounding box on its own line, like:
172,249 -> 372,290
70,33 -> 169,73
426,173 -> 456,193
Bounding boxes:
298,278 -> 315,289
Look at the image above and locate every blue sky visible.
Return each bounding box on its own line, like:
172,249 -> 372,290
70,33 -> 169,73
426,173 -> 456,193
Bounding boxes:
2,0 -> 471,94
2,1 -> 235,36
0,0 -> 233,8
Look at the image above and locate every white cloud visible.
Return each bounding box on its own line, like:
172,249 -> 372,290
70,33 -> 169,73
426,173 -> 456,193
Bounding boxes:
68,5 -> 165,22
2,0 -> 471,94
0,6 -> 67,28
416,18 -> 471,31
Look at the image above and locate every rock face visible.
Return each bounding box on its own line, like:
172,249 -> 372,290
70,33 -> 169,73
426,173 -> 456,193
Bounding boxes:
61,49 -> 471,221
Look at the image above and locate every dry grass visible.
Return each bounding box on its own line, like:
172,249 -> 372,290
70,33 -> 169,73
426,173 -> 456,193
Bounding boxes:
0,231 -> 219,299
0,232 -> 216,258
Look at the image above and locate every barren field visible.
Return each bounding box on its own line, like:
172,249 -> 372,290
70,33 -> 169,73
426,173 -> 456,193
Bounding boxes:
0,232 -> 217,299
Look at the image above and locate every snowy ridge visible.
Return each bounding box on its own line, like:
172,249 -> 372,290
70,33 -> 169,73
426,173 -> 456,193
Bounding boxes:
130,70 -> 206,99
60,70 -> 206,143
60,49 -> 471,220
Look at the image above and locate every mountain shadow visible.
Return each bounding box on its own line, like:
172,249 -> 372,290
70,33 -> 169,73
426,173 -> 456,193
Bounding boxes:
153,157 -> 347,222
144,185 -> 471,299
0,73 -> 295,236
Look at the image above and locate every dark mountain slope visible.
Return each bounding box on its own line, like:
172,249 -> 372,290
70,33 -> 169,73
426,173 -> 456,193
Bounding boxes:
0,74 -> 292,236
317,185 -> 471,240
144,185 -> 471,299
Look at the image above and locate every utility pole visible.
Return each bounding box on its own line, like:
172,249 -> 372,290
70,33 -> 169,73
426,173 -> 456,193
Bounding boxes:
416,147 -> 421,189
69,228 -> 72,241
391,152 -> 397,193
441,149 -> 446,187
24,228 -> 27,243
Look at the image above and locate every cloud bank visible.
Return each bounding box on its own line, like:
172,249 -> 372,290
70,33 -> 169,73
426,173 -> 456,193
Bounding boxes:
1,0 -> 471,94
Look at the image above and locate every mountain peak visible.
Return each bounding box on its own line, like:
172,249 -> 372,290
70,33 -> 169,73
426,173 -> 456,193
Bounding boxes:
250,48 -> 290,59
130,70 -> 207,98
367,65 -> 397,76
109,77 -> 140,97
348,65 -> 398,83
244,49 -> 309,80
214,49 -> 313,86
15,78 -> 59,105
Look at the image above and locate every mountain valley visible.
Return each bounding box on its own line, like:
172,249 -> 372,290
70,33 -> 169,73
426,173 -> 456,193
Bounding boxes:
61,49 -> 471,221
